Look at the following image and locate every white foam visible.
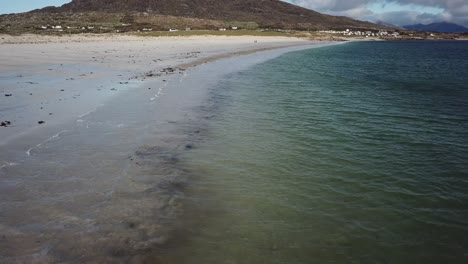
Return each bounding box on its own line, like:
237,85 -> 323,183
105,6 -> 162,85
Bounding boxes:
0,162 -> 19,170
78,105 -> 102,118
180,71 -> 188,82
78,109 -> 95,118
26,130 -> 68,156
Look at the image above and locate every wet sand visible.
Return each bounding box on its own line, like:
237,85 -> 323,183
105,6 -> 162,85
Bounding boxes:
0,35 -> 311,145
0,34 -> 331,263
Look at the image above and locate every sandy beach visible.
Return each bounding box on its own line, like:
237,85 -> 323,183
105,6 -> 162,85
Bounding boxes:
0,34 -> 332,263
0,34 -> 312,144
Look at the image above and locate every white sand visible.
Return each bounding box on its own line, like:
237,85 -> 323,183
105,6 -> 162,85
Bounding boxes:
0,34 -> 310,144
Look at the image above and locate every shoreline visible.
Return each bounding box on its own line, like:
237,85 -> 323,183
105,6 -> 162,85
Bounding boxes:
1,32 -> 467,46
0,36 -> 337,262
0,33 -> 315,45
0,35 -> 311,145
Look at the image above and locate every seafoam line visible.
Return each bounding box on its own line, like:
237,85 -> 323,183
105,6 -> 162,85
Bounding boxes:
150,82 -> 168,101
78,105 -> 102,118
26,130 -> 69,156
179,71 -> 188,82
0,162 -> 19,170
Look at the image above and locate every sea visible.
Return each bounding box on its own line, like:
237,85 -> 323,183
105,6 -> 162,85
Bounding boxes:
165,41 -> 468,263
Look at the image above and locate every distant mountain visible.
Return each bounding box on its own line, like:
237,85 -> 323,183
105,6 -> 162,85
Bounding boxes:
32,0 -> 385,30
403,22 -> 468,33
375,20 -> 401,29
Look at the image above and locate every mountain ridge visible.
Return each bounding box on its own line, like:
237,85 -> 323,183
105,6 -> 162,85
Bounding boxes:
32,0 -> 386,30
375,20 -> 403,30
403,22 -> 468,33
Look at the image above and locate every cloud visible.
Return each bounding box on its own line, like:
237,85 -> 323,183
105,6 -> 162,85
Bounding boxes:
370,10 -> 450,26
286,0 -> 468,27
288,0 -> 370,12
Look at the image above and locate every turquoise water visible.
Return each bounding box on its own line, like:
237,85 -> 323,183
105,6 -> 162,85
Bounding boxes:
171,41 -> 468,263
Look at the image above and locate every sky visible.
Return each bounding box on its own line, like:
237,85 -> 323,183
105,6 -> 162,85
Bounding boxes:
0,0 -> 467,27
0,0 -> 70,14
286,0 -> 468,27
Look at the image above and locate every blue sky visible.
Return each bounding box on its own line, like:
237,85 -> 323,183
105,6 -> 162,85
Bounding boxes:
0,0 -> 70,14
1,0 -> 467,27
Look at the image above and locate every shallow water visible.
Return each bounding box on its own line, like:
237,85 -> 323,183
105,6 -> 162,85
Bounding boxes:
0,45 -> 325,262
0,75 -> 188,263
169,41 -> 468,263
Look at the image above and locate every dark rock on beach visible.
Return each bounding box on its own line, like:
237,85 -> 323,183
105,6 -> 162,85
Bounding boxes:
145,72 -> 158,77
1,121 -> 12,127
161,67 -> 176,74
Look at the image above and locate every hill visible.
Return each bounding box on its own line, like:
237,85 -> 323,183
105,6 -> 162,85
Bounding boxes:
0,0 -> 391,35
34,0 -> 384,30
403,22 -> 468,33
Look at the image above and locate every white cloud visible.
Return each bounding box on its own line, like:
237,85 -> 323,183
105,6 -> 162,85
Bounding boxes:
285,0 -> 468,27
288,0 -> 370,12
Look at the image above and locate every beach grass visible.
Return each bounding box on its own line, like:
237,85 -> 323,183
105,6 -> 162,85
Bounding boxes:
133,30 -> 296,37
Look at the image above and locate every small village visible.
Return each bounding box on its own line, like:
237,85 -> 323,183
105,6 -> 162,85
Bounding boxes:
319,29 -> 401,37
35,23 -> 240,33
36,23 -> 402,37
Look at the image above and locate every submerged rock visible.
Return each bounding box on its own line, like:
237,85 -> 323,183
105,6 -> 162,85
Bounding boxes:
133,236 -> 168,250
